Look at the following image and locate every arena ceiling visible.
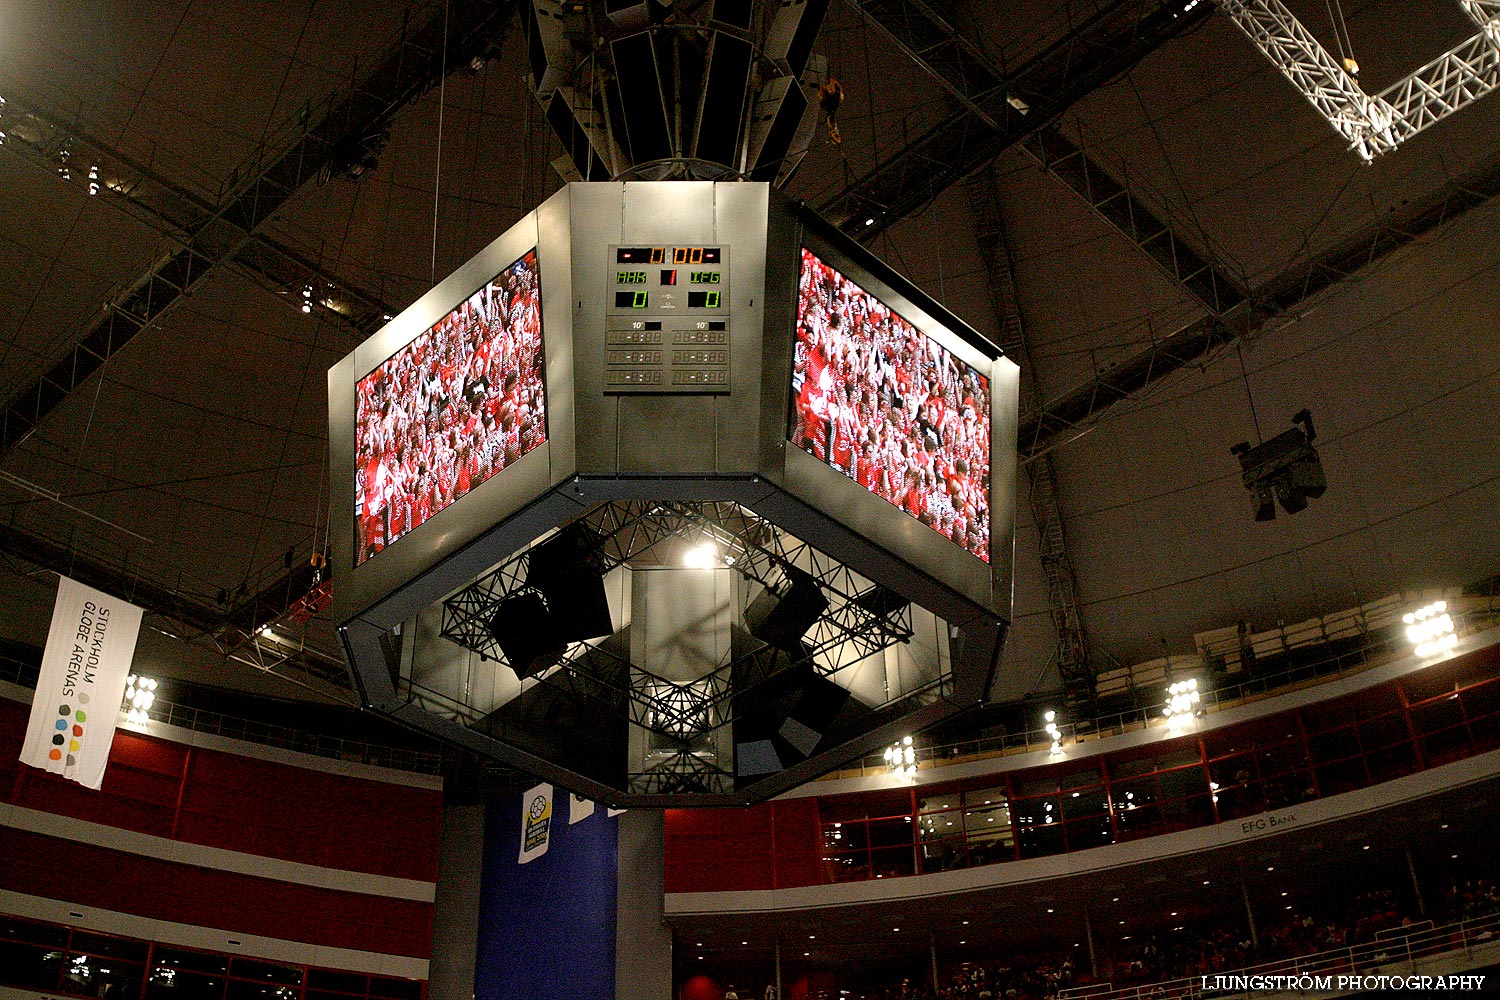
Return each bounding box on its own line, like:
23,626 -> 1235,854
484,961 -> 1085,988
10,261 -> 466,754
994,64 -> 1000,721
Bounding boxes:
0,0 -> 1497,720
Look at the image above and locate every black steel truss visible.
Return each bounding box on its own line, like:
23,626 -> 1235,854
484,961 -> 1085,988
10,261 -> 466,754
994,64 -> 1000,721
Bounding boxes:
439,501 -> 916,742
1017,148 -> 1500,459
0,0 -> 521,459
0,96 -> 398,343
816,0 -> 1213,240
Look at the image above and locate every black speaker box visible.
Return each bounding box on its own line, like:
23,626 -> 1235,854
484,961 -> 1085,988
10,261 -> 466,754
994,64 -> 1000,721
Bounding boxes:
487,592 -> 567,678
527,525 -> 613,642
745,566 -> 827,652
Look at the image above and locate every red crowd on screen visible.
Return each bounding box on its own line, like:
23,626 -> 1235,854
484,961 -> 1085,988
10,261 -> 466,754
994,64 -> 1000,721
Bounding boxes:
791,249 -> 992,562
354,250 -> 546,564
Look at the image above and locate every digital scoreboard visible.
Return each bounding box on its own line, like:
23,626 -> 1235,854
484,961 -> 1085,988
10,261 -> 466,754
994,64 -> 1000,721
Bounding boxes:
606,245 -> 730,393
328,181 -> 1019,807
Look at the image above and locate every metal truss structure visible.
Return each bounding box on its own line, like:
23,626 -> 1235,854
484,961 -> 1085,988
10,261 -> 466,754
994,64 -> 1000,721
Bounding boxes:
821,0 -> 1214,240
0,96 -> 397,350
440,501 -> 916,748
856,0 -> 1250,704
0,0 -> 520,459
1017,147 -> 1500,458
1016,129 -> 1248,318
965,170 -> 1095,708
1216,0 -> 1500,160
0,518 -> 351,693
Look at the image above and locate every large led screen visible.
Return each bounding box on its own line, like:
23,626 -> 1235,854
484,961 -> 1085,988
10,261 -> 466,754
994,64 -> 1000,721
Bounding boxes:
791,248 -> 992,562
354,249 -> 546,566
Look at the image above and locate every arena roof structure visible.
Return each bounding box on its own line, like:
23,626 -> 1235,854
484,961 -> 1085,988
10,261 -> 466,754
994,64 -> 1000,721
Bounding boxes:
1,0 -> 1498,758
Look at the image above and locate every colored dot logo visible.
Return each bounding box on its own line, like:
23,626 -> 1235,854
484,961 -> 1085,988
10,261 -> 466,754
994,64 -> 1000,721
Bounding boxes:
50,704 -> 85,765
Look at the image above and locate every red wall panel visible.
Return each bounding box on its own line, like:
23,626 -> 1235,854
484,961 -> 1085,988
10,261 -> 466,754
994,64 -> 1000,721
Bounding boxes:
0,825 -> 433,957
664,800 -> 825,893
0,695 -> 441,882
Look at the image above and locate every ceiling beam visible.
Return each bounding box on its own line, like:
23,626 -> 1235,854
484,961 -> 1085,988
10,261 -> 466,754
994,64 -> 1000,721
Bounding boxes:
0,95 -> 399,339
0,518 -> 350,690
0,0 -> 521,460
966,169 -> 1097,705
819,0 -> 1213,240
1018,150 -> 1500,458
850,0 -> 1246,316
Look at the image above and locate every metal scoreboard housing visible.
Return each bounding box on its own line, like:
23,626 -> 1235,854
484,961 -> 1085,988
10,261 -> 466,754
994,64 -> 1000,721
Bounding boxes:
328,181 -> 1020,806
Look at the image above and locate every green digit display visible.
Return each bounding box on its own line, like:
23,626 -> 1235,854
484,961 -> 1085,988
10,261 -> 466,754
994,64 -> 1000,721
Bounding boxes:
614,290 -> 649,308
616,270 -> 647,284
690,271 -> 721,284
705,290 -> 720,308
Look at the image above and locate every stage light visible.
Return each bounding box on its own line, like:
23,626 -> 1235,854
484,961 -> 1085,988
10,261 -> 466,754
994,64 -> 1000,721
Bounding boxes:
1231,409 -> 1325,521
683,540 -> 718,568
301,285 -> 313,314
1044,710 -> 1062,754
884,735 -> 916,777
123,674 -> 158,724
1405,601 -> 1457,656
88,165 -> 99,196
1164,678 -> 1201,730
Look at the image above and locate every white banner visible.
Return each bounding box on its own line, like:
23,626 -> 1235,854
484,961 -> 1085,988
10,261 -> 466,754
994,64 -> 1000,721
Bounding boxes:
20,577 -> 143,790
518,782 -> 553,864
568,792 -> 594,825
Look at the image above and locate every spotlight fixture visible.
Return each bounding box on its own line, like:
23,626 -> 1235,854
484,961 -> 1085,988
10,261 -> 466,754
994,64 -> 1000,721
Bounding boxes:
301,285 -> 314,314
1231,409 -> 1326,521
1044,710 -> 1062,754
884,735 -> 916,777
1405,601 -> 1457,657
123,674 -> 158,724
1163,678 -> 1202,730
682,540 -> 718,569
88,164 -> 100,196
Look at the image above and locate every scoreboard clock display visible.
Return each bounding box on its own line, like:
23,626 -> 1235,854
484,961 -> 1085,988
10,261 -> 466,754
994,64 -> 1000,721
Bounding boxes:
606,245 -> 729,394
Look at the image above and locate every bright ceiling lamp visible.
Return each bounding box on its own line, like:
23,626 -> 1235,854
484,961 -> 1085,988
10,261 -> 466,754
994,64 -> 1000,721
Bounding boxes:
1044,710 -> 1062,755
123,674 -> 157,724
682,540 -> 719,568
1164,678 -> 1202,730
885,735 -> 916,777
1405,601 -> 1457,657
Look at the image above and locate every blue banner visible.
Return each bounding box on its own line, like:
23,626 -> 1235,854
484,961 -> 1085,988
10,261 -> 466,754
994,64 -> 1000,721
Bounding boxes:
476,789 -> 619,1000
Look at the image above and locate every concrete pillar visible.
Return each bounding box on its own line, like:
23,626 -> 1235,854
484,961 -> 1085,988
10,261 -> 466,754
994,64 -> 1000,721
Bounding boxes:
1242,881 -> 1259,949
428,803 -> 486,1000
617,809 -> 674,1000
1406,841 -> 1427,916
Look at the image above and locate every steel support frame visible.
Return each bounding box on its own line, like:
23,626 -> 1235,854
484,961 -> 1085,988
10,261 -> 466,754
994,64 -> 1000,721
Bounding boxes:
853,0 -> 1246,316
439,500 -> 915,742
1017,148 -> 1500,457
856,0 -> 1248,702
0,96 -> 397,343
816,0 -> 1214,239
0,0 -> 521,459
965,170 -> 1095,706
1215,0 -> 1500,160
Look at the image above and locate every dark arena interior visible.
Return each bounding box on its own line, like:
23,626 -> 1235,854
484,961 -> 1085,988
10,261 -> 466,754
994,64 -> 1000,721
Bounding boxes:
2,1 -> 1500,998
